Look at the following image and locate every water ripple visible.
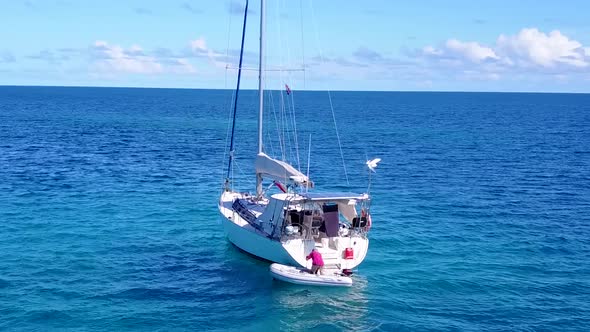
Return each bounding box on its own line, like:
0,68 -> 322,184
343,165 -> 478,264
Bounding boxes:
1,88 -> 589,331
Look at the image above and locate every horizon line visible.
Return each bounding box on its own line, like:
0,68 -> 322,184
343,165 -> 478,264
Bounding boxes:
0,84 -> 588,95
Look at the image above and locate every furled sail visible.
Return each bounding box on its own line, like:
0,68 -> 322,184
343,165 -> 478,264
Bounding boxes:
255,152 -> 313,187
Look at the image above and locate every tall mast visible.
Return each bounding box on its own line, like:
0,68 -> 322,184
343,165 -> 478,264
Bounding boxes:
256,0 -> 265,197
225,0 -> 249,189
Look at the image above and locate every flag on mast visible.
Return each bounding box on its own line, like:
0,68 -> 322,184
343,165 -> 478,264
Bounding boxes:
285,84 -> 291,95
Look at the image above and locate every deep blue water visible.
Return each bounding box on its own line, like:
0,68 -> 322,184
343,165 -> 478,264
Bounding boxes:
1,86 -> 589,331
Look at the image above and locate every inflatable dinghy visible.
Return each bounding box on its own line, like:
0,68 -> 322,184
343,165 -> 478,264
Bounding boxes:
270,263 -> 353,287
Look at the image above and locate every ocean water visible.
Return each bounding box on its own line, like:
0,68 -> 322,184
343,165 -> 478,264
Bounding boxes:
1,86 -> 589,331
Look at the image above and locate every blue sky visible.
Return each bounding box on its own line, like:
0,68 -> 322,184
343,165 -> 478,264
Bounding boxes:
1,0 -> 590,92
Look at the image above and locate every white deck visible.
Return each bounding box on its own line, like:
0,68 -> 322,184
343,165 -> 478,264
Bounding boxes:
219,190 -> 370,269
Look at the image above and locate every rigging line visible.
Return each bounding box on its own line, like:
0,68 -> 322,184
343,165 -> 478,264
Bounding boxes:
221,88 -> 237,190
264,89 -> 276,157
305,133 -> 311,193
279,87 -> 291,163
221,0 -> 235,189
299,0 -> 306,88
261,82 -> 272,157
233,160 -> 256,188
288,85 -> 301,171
225,66 -> 304,71
281,87 -> 294,164
280,0 -> 301,171
224,0 -> 234,91
282,91 -> 293,165
266,126 -> 275,159
274,0 -> 290,164
269,84 -> 286,160
278,93 -> 287,161
308,0 -> 349,185
328,91 -> 349,185
278,0 -> 293,74
279,86 -> 287,161
283,87 -> 297,168
226,0 -> 250,180
276,78 -> 288,162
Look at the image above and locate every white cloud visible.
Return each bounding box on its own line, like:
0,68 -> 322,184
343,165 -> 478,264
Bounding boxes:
190,38 -> 208,53
421,39 -> 498,64
554,74 -> 568,82
90,41 -> 197,75
461,70 -> 501,81
445,39 -> 498,62
323,28 -> 589,89
422,46 -> 443,56
487,73 -> 501,80
171,58 -> 196,73
92,41 -> 163,74
128,44 -> 144,55
353,47 -> 384,62
1,50 -> 16,63
189,37 -> 230,68
415,28 -> 590,83
496,28 -> 588,68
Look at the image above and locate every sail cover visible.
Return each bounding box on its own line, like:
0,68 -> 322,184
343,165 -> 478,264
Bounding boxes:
255,152 -> 313,187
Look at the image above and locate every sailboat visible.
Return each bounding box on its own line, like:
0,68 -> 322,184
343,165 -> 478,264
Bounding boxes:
218,0 -> 374,275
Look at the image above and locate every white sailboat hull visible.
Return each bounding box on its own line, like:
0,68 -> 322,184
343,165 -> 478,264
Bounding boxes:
220,211 -> 298,265
219,191 -> 369,269
218,191 -> 305,265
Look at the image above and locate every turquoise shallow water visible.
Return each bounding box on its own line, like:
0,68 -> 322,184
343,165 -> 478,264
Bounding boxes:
1,86 -> 590,331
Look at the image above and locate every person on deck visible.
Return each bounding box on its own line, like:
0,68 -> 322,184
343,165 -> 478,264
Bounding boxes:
306,248 -> 324,275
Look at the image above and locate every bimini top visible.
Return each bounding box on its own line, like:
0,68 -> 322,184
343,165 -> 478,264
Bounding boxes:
300,192 -> 369,201
270,192 -> 368,202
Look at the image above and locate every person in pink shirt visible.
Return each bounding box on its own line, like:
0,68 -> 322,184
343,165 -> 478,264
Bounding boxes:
306,248 -> 324,275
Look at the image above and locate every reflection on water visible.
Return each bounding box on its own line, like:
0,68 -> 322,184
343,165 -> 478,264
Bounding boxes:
212,242 -> 376,331
269,275 -> 374,331
4,88 -> 588,330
